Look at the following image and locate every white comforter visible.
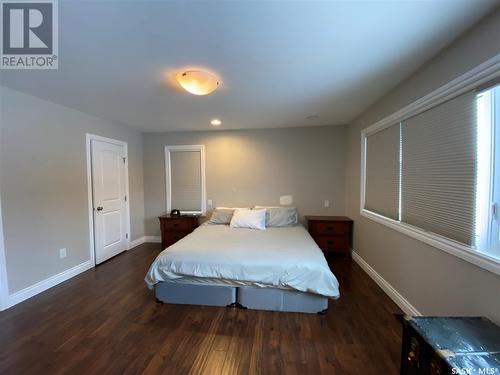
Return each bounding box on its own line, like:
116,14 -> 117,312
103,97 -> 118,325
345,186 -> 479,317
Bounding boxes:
145,224 -> 340,298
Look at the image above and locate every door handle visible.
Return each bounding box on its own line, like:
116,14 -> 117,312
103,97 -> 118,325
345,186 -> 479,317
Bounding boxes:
96,206 -> 103,211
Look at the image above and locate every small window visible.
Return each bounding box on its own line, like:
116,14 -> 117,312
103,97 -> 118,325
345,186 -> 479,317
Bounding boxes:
165,145 -> 206,214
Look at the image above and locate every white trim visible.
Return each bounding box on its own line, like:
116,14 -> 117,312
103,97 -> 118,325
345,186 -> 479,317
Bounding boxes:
6,260 -> 93,309
0,190 -> 9,311
128,237 -> 145,249
352,250 -> 421,316
0,98 -> 8,309
360,131 -> 367,214
128,236 -> 161,249
360,54 -> 500,277
144,236 -> 161,243
86,134 -> 131,266
127,236 -> 160,248
361,54 -> 500,137
85,135 -> 96,265
3,233 -> 158,309
164,145 -> 206,215
3,232 -> 159,309
361,209 -> 500,276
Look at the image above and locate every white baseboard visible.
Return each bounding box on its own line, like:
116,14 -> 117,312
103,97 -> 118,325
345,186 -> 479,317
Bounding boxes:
144,236 -> 161,243
3,236 -> 163,310
128,237 -> 145,249
6,260 -> 94,309
128,236 -> 161,250
352,250 -> 421,316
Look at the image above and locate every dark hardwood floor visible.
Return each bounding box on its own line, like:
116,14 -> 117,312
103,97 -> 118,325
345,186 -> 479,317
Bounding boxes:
0,244 -> 402,374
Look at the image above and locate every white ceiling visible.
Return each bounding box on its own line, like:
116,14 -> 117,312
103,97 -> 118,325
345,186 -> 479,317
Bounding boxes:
1,0 -> 498,132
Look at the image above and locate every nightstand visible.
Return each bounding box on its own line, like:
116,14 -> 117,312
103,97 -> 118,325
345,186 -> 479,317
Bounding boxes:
305,216 -> 353,258
158,215 -> 202,250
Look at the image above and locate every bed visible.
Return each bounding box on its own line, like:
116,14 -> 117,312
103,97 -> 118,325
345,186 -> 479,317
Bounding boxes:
145,223 -> 340,313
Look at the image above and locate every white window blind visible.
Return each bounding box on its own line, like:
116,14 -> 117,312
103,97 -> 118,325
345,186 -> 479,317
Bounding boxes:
166,147 -> 205,213
364,124 -> 401,220
401,91 -> 477,245
360,62 -> 500,275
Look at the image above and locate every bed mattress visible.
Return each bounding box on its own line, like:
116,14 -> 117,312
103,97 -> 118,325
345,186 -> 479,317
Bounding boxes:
145,224 -> 340,298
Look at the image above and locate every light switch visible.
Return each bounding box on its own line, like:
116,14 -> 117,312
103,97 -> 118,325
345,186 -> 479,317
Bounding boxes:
324,200 -> 330,208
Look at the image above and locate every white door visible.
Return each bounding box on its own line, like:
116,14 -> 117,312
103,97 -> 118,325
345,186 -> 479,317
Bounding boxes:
91,139 -> 129,264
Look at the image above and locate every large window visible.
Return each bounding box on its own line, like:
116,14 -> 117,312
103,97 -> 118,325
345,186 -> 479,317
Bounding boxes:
361,72 -> 500,275
165,145 -> 206,214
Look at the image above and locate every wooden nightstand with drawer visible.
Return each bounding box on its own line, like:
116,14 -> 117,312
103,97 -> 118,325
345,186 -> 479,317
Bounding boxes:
305,216 -> 353,258
158,215 -> 202,250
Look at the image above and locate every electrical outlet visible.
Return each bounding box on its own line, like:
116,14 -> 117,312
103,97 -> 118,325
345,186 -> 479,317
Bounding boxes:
59,248 -> 67,259
324,200 -> 330,208
208,199 -> 213,206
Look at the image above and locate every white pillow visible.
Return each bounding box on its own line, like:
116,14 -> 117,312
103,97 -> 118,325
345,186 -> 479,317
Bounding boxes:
208,208 -> 234,225
216,206 -> 250,210
230,208 -> 267,230
254,206 -> 298,227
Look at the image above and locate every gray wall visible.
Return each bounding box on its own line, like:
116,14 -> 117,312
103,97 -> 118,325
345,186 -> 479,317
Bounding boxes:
0,86 -> 145,293
345,9 -> 500,323
143,126 -> 347,236
1,8 -> 499,322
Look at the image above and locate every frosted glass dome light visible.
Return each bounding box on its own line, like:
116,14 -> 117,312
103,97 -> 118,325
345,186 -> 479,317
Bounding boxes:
176,70 -> 220,96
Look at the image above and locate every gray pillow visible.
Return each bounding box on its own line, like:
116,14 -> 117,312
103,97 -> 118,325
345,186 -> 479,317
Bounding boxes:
208,208 -> 234,225
254,206 -> 298,227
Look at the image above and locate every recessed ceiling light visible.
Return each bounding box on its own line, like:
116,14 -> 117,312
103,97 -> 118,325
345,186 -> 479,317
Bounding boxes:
210,118 -> 222,126
176,70 -> 220,96
306,115 -> 320,120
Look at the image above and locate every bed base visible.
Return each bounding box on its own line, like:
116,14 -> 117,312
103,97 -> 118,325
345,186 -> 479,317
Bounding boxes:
155,281 -> 236,307
155,282 -> 328,314
237,286 -> 328,313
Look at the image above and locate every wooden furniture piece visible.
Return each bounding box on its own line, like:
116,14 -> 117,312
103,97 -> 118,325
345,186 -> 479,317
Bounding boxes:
158,215 -> 201,250
399,316 -> 500,375
305,216 -> 353,258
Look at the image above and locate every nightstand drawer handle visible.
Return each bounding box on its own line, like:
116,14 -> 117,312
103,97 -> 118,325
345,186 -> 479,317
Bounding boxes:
173,223 -> 179,227
327,226 -> 333,231
327,240 -> 334,245
408,338 -> 420,365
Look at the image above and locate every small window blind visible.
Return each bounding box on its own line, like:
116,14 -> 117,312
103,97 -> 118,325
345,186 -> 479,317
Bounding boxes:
365,124 -> 401,220
401,91 -> 477,245
170,150 -> 202,212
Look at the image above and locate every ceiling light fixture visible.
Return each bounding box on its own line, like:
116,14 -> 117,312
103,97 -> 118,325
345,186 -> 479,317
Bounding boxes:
176,70 -> 220,96
210,118 -> 222,126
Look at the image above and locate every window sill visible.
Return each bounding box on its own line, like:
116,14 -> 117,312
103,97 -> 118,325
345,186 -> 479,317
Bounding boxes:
360,209 -> 500,277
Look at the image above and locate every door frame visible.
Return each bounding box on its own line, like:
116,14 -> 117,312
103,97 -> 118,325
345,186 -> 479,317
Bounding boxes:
0,192 -> 10,310
86,134 -> 131,266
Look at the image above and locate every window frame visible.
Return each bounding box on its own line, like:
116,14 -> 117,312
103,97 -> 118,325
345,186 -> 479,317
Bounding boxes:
360,54 -> 500,276
165,145 -> 206,215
